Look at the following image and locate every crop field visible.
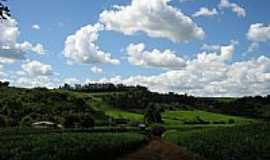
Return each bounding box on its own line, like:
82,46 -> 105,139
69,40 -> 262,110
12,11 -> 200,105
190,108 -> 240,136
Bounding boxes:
162,110 -> 254,127
0,132 -> 145,160
106,110 -> 144,122
163,123 -> 270,160
105,109 -> 254,128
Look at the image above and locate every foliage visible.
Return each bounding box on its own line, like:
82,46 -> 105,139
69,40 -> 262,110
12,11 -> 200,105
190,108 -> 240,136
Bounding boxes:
0,132 -> 145,160
96,83 -> 270,120
59,82 -> 148,93
163,123 -> 270,160
101,89 -> 197,112
144,103 -> 163,124
0,87 -> 107,127
198,96 -> 270,119
0,81 -> 9,88
106,110 -> 144,122
0,0 -> 10,19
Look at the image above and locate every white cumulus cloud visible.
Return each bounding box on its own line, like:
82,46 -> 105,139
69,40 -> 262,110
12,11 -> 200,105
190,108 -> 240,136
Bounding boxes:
0,18 -> 45,63
64,23 -> 120,65
127,43 -> 186,70
32,24 -> 40,30
86,43 -> 270,97
247,23 -> 270,42
91,66 -> 103,74
99,0 -> 205,43
247,23 -> 270,52
12,76 -> 60,89
0,64 -> 5,78
22,60 -> 53,76
64,78 -> 80,85
192,7 -> 218,17
219,0 -> 246,17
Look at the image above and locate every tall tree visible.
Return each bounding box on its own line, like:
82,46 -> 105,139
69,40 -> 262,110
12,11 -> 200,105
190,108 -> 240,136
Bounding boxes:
0,0 -> 10,19
144,103 -> 163,124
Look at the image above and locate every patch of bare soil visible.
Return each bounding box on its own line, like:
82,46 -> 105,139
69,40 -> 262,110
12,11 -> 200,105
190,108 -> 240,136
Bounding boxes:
119,138 -> 201,160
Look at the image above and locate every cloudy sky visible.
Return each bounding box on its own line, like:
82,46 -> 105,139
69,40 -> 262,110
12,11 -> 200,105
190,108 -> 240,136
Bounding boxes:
0,0 -> 269,97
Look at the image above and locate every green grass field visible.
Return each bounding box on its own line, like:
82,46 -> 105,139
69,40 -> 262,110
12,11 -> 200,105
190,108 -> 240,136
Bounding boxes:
105,109 -> 254,129
162,110 -> 254,127
106,110 -> 144,122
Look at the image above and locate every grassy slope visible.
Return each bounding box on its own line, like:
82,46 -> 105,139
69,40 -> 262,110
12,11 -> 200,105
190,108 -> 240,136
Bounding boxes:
62,90 -> 255,128
163,110 -> 254,127
106,110 -> 144,122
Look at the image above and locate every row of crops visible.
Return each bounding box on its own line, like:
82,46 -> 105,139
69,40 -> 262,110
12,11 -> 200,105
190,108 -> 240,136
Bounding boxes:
0,132 -> 145,160
163,123 -> 270,160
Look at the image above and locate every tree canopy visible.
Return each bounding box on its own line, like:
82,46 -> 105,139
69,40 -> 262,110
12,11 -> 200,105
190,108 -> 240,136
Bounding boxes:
0,0 -> 10,19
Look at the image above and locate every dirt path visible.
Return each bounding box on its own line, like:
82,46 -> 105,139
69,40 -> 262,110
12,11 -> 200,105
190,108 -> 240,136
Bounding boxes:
119,138 -> 196,160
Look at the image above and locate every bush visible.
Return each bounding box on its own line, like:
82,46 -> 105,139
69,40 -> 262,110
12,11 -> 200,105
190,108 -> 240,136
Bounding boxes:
0,115 -> 8,128
212,121 -> 226,124
228,119 -> 235,124
144,104 -> 163,124
151,125 -> 166,137
183,116 -> 210,125
80,114 -> 95,128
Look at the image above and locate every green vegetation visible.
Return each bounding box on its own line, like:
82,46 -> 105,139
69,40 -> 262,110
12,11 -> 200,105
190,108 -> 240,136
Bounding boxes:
0,82 -> 268,160
0,0 -> 11,19
105,110 -> 253,128
0,132 -> 145,160
106,110 -> 144,122
163,110 -> 254,127
0,87 -> 108,128
163,123 -> 270,160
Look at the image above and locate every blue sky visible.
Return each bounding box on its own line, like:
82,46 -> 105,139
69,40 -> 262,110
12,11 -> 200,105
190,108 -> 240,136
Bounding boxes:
0,0 -> 269,96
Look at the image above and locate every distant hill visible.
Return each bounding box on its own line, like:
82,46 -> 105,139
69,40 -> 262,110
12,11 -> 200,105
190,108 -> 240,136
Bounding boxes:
0,86 -> 107,128
0,82 -> 269,129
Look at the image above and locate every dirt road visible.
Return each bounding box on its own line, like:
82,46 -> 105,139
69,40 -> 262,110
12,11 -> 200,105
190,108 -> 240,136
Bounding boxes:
119,138 -> 199,160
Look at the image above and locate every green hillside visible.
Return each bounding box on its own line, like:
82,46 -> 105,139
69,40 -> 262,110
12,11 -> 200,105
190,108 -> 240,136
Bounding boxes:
64,90 -> 256,128
0,85 -> 259,129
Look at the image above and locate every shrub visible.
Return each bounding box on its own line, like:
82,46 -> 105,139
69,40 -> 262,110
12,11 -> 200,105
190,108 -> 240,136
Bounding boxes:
183,116 -> 210,125
213,121 -> 226,124
228,119 -> 235,124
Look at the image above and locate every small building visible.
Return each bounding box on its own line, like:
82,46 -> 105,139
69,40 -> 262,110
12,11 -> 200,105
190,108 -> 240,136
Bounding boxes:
32,121 -> 63,129
138,123 -> 146,130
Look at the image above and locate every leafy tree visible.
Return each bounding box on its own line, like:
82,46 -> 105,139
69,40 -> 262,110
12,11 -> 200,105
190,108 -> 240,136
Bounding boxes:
80,114 -> 95,128
0,115 -> 8,127
144,103 -> 163,124
0,0 -> 10,19
64,114 -> 80,128
0,81 -> 9,87
19,115 -> 34,127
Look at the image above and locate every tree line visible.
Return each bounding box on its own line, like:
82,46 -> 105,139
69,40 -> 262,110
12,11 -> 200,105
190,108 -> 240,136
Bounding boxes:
59,83 -> 148,93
